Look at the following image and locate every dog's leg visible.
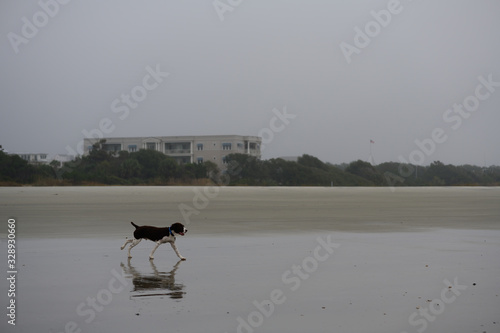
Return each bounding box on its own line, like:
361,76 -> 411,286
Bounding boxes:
170,242 -> 186,261
127,238 -> 141,258
149,241 -> 162,260
121,237 -> 133,250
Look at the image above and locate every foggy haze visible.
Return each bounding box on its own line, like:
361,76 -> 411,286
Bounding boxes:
1,0 -> 499,166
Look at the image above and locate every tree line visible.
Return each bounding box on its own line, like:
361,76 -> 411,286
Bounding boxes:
0,141 -> 217,186
223,154 -> 500,186
1,144 -> 499,186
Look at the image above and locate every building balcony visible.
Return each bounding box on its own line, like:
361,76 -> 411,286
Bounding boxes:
165,149 -> 192,154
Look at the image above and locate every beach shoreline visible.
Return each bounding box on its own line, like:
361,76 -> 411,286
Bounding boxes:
1,186 -> 498,239
0,187 -> 499,333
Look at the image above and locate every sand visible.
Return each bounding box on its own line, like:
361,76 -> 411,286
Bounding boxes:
0,186 -> 499,333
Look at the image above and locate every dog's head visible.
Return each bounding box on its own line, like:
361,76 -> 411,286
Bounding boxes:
170,222 -> 187,236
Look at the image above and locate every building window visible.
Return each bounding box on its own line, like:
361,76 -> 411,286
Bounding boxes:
197,157 -> 204,164
173,156 -> 191,165
128,145 -> 137,152
197,143 -> 203,151
87,145 -> 93,152
103,144 -> 121,152
146,142 -> 156,150
237,143 -> 244,150
222,143 -> 231,150
222,156 -> 227,164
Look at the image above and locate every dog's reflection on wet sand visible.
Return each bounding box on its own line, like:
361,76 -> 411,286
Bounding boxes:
120,259 -> 185,299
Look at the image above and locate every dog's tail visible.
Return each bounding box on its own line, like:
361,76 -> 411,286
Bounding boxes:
131,221 -> 139,229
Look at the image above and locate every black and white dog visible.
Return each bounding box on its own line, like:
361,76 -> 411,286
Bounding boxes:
121,222 -> 187,260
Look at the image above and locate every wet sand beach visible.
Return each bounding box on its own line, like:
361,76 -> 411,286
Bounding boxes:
0,187 -> 499,333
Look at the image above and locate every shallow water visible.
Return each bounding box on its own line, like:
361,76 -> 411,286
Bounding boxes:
0,187 -> 499,333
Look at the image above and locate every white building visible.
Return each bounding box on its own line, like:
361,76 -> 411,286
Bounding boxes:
11,153 -> 75,165
13,153 -> 49,164
83,135 -> 262,170
50,154 -> 75,165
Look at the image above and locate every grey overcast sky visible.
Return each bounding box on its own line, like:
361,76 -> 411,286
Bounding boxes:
1,0 -> 499,166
